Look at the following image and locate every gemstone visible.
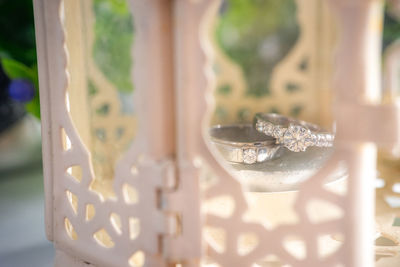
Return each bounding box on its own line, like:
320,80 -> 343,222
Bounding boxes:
319,135 -> 327,146
272,127 -> 285,144
283,125 -> 310,152
243,148 -> 257,164
255,121 -> 265,132
257,148 -> 268,162
311,134 -> 317,143
272,127 -> 282,138
305,134 -> 317,146
264,123 -> 274,135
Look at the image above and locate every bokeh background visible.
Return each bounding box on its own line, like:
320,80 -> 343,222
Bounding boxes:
0,1 -> 51,266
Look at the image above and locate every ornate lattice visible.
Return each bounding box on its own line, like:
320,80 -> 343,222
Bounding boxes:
211,0 -> 335,128
374,5 -> 400,262
376,153 -> 400,264
40,0 -> 174,266
35,0 -> 400,266
196,1 -> 347,264
200,155 -> 347,266
193,0 -> 398,266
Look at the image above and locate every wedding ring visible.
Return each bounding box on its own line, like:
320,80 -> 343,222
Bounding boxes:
254,113 -> 334,152
209,124 -> 281,164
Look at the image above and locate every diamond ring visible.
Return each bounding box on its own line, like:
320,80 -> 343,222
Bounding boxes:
254,113 -> 334,152
209,124 -> 282,164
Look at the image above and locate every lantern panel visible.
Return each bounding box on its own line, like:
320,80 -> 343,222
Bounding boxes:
210,0 -> 335,130
171,0 -> 384,266
35,0 -> 173,265
33,0 -> 400,266
63,0 -> 137,200
200,2 -> 345,265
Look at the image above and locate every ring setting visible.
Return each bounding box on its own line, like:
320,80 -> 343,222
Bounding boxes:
209,124 -> 282,164
255,113 -> 334,152
210,114 -> 334,165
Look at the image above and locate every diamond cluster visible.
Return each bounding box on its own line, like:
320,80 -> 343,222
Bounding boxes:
242,148 -> 257,164
256,121 -> 283,143
283,125 -> 310,152
255,120 -> 333,152
315,134 -> 334,147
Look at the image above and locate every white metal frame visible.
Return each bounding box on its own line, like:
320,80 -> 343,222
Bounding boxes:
33,0 -> 400,266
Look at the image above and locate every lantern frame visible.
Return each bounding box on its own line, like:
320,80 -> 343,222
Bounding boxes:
33,0 -> 400,266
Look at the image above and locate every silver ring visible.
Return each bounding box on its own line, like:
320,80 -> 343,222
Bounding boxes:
209,124 -> 281,164
254,113 -> 334,152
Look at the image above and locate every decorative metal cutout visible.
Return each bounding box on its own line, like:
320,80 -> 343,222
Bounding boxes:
33,0 -> 400,266
375,6 -> 400,264
189,0 -> 398,266
211,0 -> 335,127
36,0 -> 176,266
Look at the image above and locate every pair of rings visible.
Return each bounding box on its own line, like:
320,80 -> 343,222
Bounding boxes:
210,113 -> 334,164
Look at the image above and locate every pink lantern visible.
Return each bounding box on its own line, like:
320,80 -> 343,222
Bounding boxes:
33,0 -> 400,266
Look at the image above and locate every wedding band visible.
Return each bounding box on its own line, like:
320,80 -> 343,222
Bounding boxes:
254,113 -> 334,152
209,124 -> 281,164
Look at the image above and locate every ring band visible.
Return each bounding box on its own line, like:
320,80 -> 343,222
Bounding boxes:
209,124 -> 281,164
254,113 -> 334,152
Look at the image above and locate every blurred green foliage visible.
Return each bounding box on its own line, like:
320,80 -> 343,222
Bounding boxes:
1,58 -> 40,117
383,4 -> 400,51
216,0 -> 299,97
0,0 -> 40,118
93,0 -> 134,93
0,0 -> 36,65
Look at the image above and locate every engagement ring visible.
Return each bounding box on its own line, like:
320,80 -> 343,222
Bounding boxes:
254,113 -> 334,152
